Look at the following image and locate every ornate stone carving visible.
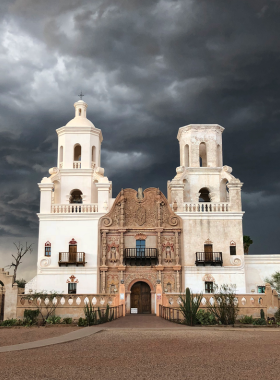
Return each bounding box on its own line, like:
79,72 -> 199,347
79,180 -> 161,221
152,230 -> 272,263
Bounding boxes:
162,238 -> 174,263
202,274 -> 215,282
107,238 -> 120,263
136,205 -> 146,226
40,258 -> 51,267
66,275 -> 79,283
230,256 -> 242,266
135,233 -> 147,240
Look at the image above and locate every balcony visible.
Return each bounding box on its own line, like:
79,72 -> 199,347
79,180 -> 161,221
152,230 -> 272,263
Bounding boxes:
51,204 -> 98,213
124,248 -> 158,266
184,203 -> 230,212
59,252 -> 86,266
195,252 -> 223,266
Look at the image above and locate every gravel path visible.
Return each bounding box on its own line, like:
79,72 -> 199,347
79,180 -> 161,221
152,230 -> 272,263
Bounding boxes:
1,327 -> 280,380
0,326 -> 79,347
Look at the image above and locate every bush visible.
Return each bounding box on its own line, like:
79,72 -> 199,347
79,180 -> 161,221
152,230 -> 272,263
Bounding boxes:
239,315 -> 254,324
78,317 -> 88,327
274,309 -> 280,323
63,317 -> 73,324
253,318 -> 266,325
196,309 -> 216,325
1,318 -> 18,326
15,279 -> 26,288
24,309 -> 39,325
46,315 -> 61,324
207,284 -> 239,325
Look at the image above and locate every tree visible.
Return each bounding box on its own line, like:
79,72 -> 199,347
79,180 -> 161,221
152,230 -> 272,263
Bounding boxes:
179,287 -> 203,326
23,291 -> 63,324
207,284 -> 239,325
7,242 -> 33,281
243,236 -> 253,254
15,279 -> 27,288
264,272 -> 280,293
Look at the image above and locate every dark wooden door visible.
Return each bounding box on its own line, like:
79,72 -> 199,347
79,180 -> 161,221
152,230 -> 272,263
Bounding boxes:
204,244 -> 213,262
69,245 -> 77,262
131,282 -> 151,314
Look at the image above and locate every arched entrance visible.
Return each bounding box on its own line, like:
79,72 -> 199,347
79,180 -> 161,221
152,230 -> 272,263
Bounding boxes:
131,281 -> 151,314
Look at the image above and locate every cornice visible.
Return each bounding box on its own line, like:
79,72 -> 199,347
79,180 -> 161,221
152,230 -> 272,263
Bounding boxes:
244,255 -> 280,264
56,126 -> 103,142
177,124 -> 224,140
176,212 -> 244,220
37,213 -> 106,221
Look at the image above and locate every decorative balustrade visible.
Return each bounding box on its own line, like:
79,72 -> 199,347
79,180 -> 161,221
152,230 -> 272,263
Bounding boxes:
73,161 -> 81,169
59,252 -> 85,266
184,202 -> 230,212
51,204 -> 98,213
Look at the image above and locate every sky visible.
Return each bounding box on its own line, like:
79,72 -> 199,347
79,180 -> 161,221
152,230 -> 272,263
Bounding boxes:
0,0 -> 280,281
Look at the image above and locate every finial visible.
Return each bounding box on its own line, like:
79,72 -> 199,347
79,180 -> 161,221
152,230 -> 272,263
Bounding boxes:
78,91 -> 84,100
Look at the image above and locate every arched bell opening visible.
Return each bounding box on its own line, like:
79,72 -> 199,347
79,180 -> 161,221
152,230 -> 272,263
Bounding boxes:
199,187 -> 211,202
69,189 -> 83,204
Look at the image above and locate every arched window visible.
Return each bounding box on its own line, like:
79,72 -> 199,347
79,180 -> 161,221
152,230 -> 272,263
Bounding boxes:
59,146 -> 63,167
92,146 -> 96,164
199,187 -> 210,202
199,142 -> 207,167
220,179 -> 228,202
74,144 -> 81,161
184,144 -> 189,167
70,189 -> 83,204
79,108 -> 81,116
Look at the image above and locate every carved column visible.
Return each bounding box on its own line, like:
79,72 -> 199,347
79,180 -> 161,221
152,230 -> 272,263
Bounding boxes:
102,231 -> 107,266
100,230 -> 109,294
120,189 -> 125,228
156,228 -> 163,265
175,231 -> 180,265
176,271 -> 180,293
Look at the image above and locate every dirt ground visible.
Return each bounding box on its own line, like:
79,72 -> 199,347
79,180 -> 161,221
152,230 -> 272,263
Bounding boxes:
0,326 -> 80,347
1,325 -> 280,380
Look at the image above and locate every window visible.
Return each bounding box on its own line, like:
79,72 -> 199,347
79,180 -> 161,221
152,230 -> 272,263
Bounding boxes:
184,144 -> 189,167
45,242 -> 51,256
70,189 -> 83,204
68,283 -> 77,294
74,144 -> 82,161
258,286 -> 265,294
230,246 -> 236,255
136,240 -> 145,257
205,281 -> 213,293
45,246 -> 51,256
79,108 -> 81,116
199,142 -> 207,167
199,187 -> 210,202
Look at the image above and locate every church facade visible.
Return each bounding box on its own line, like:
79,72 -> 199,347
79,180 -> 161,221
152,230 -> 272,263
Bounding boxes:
26,99 -> 280,314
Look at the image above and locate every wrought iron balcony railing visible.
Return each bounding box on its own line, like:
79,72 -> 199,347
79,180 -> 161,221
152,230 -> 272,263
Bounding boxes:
195,252 -> 223,266
124,248 -> 158,266
59,252 -> 86,266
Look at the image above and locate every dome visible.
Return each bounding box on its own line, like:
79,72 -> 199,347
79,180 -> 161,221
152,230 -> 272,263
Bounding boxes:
65,99 -> 95,127
66,117 -> 94,127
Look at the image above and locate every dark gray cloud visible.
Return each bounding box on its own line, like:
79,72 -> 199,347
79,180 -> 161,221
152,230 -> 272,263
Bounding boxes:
0,0 -> 280,279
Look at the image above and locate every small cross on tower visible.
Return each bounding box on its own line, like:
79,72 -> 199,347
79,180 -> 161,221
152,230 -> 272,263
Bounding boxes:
78,91 -> 84,100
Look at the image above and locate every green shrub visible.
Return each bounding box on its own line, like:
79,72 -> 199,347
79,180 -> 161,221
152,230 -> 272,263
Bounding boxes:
253,318 -> 266,325
24,309 -> 39,325
274,309 -> 280,323
239,315 -> 254,324
207,284 -> 239,325
46,315 -> 61,324
78,317 -> 88,327
196,309 -> 216,325
84,303 -> 97,326
63,317 -> 73,324
1,318 -> 18,326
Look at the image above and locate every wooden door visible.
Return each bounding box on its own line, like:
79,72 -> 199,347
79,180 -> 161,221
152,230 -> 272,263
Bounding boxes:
131,282 -> 151,314
69,245 -> 77,262
204,244 -> 213,262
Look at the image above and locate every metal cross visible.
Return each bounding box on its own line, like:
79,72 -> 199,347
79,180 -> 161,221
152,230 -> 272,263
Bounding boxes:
78,91 -> 84,100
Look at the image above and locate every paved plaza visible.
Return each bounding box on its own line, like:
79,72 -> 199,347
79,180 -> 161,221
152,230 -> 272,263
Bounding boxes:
1,315 -> 280,379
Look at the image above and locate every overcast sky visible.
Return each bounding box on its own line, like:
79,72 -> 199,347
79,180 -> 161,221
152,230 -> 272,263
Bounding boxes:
0,0 -> 279,281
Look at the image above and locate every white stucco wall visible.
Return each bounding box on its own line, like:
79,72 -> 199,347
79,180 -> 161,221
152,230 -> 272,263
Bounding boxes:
245,255 -> 280,293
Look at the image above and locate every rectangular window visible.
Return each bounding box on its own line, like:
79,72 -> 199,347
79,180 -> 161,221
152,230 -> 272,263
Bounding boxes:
257,286 -> 265,294
230,246 -> 236,255
45,247 -> 51,256
68,283 -> 77,294
136,240 -> 145,257
205,281 -> 213,294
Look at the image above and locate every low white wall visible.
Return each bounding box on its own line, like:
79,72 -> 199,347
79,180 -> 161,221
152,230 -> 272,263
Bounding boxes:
245,255 -> 280,293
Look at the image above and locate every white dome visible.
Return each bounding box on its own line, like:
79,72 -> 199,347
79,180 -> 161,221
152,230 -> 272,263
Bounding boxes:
66,116 -> 94,127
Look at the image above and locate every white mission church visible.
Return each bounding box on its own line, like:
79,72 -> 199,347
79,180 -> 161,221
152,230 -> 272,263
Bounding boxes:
25,98 -> 280,310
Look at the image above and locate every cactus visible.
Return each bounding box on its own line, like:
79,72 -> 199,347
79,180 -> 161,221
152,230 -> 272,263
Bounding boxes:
260,309 -> 265,319
179,287 -> 203,326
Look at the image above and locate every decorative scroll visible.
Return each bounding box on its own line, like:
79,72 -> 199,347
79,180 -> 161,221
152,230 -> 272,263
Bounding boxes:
66,275 -> 79,283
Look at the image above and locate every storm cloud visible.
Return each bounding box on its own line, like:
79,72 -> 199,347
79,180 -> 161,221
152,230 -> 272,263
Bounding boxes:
0,0 -> 280,279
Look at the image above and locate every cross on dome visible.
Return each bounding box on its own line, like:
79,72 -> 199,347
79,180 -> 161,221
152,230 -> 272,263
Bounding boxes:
78,91 -> 84,100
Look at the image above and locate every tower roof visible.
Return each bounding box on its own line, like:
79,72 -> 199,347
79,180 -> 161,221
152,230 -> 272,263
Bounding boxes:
66,99 -> 95,127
